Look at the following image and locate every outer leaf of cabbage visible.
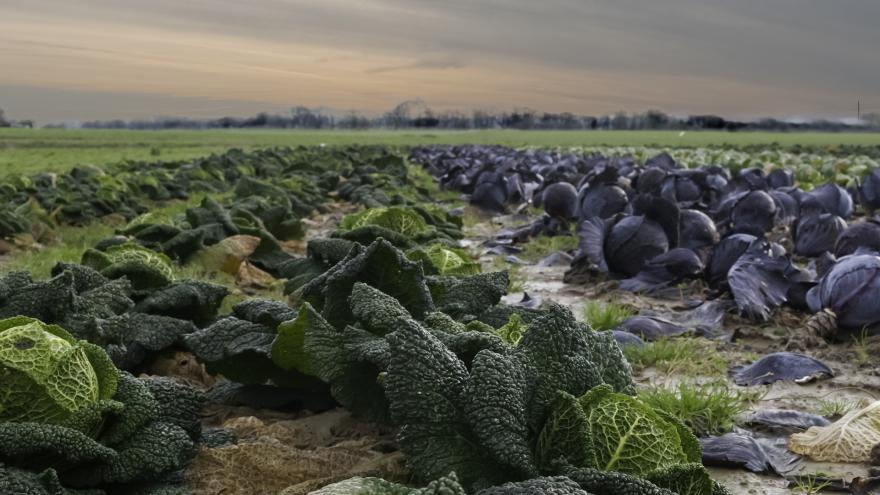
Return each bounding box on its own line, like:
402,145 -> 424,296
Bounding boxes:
578,384 -> 690,475
494,313 -> 527,346
81,243 -> 174,293
272,304 -> 317,375
806,254 -> 880,329
644,463 -> 715,495
789,400 -> 880,462
339,206 -> 430,237
407,244 -> 481,277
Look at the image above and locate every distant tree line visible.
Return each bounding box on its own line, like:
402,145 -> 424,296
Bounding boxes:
8,102 -> 880,132
0,108 -> 33,129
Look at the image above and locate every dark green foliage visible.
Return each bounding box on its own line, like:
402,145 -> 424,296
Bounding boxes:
0,270 -> 76,322
0,263 -> 210,372
644,464 -> 715,495
464,350 -> 536,479
476,304 -> 549,329
0,267 -> 193,373
349,281 -> 413,334
231,196 -> 305,241
281,238 -> 357,295
301,239 -> 435,329
231,298 -> 298,329
134,280 -> 227,326
565,468 -> 678,495
51,263 -> 113,294
67,279 -> 135,322
386,319 -> 498,488
536,392 -> 595,471
98,373 -> 160,446
205,381 -> 327,412
475,477 -> 589,495
185,198 -> 239,238
272,282 -> 509,424
0,465 -> 102,495
140,377 -> 205,439
307,238 -> 359,266
384,304 -> 635,492
335,225 -> 417,249
91,314 -> 196,371
185,301 -> 327,389
159,229 -> 205,261
183,316 -> 278,384
0,423 -> 117,466
0,370 -> 202,494
426,272 -> 509,319
294,302 -> 392,422
242,229 -> 297,275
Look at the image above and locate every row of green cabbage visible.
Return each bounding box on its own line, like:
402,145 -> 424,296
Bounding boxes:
0,145 -> 420,243
0,235 -> 730,495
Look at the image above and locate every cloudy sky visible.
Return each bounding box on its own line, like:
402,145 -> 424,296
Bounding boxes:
1,0 -> 878,123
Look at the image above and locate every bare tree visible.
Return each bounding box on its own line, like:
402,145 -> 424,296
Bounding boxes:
0,109 -> 10,128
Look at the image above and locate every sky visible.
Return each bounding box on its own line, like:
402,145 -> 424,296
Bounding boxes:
1,0 -> 878,123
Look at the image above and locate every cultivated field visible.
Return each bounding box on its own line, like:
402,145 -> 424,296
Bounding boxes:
3,128 -> 880,175
2,132 -> 880,495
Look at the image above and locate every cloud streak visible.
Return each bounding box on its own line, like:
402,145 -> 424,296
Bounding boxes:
366,58 -> 467,74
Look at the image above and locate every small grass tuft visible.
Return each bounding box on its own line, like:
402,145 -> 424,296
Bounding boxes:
814,398 -> 859,419
623,337 -> 727,376
638,382 -> 759,436
852,327 -> 870,367
791,474 -> 832,494
583,300 -> 635,331
518,234 -> 578,262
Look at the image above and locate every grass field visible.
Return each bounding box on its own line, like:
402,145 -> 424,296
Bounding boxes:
2,128 -> 880,176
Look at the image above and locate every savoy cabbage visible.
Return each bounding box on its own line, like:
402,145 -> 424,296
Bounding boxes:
0,316 -> 118,434
538,384 -> 724,495
0,318 -> 204,493
339,206 -> 430,237
407,243 -> 481,276
81,243 -> 175,295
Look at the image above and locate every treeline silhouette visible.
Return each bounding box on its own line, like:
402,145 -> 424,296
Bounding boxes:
17,101 -> 880,131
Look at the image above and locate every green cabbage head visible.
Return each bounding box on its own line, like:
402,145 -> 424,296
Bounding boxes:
0,317 -> 118,433
407,243 -> 481,276
339,206 -> 429,237
81,243 -> 175,293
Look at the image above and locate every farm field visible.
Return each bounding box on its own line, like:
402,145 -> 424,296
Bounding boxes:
1,139 -> 880,495
3,128 -> 880,176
